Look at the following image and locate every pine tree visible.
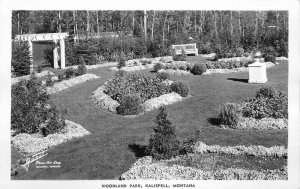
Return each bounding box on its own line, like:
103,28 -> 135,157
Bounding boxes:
147,106 -> 180,160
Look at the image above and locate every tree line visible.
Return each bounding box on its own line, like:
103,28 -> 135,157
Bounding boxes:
12,10 -> 288,55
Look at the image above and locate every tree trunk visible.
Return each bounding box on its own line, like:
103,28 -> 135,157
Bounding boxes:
86,10 -> 90,32
144,10 -> 147,41
276,11 -> 280,31
132,11 -> 135,31
162,12 -> 168,46
17,13 -> 20,34
58,11 -> 61,33
96,11 -> 99,34
151,11 -> 155,40
230,11 -> 233,39
255,12 -> 259,47
214,11 -> 218,40
194,11 -> 197,33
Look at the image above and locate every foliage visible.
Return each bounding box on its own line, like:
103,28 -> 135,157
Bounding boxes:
147,106 -> 180,160
116,94 -> 143,115
45,73 -> 55,87
205,57 -> 254,69
117,52 -> 126,69
11,74 -> 65,135
104,73 -> 171,103
172,48 -> 187,61
170,81 -> 189,97
65,67 -> 77,79
264,54 -> 276,63
243,88 -> 288,119
77,56 -> 87,75
156,72 -> 170,81
191,64 -> 206,75
218,103 -> 242,127
255,86 -> 276,99
179,130 -> 201,154
11,41 -> 31,76
37,65 -> 43,73
43,44 -> 55,67
153,63 -> 163,72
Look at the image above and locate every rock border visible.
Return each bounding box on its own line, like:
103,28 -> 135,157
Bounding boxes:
46,74 -> 99,94
120,156 -> 287,180
11,120 -> 91,156
192,141 -> 287,158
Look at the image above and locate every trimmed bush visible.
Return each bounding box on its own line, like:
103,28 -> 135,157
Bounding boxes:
264,54 -> 276,63
218,103 -> 241,127
170,81 -> 189,97
157,72 -> 170,81
153,63 -> 163,72
147,106 -> 180,160
37,65 -> 43,73
78,56 -> 87,75
65,68 -> 77,79
11,41 -> 31,76
191,64 -> 206,75
116,94 -> 143,115
45,73 -> 55,87
255,86 -> 276,99
11,75 -> 66,135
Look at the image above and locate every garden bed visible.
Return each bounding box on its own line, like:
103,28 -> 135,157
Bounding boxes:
120,155 -> 287,180
65,62 -> 118,70
46,74 -> 99,94
11,120 -> 91,156
11,71 -> 54,85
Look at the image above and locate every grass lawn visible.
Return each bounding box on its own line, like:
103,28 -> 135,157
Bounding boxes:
11,57 -> 288,180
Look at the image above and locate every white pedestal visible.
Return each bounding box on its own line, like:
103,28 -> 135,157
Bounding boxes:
248,61 -> 268,83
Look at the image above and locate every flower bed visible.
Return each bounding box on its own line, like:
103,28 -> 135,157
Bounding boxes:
11,71 -> 54,85
92,73 -> 188,115
120,156 -> 287,180
46,74 -> 99,94
11,120 -> 91,156
192,141 -> 287,157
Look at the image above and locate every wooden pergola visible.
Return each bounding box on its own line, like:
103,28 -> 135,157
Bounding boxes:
15,33 -> 69,72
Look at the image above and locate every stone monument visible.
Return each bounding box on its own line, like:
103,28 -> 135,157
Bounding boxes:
248,51 -> 268,83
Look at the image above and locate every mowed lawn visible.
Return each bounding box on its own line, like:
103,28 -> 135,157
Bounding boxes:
11,58 -> 288,180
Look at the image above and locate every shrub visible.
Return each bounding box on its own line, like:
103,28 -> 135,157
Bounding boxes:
156,72 -> 170,81
264,54 -> 276,63
77,56 -> 87,75
11,75 -> 65,135
11,41 -> 31,76
117,52 -> 126,69
218,103 -> 241,127
170,81 -> 189,97
43,44 -> 55,67
37,65 -> 43,73
147,106 -> 180,160
179,130 -> 201,154
235,47 -> 245,57
153,63 -> 163,72
65,68 -> 77,79
255,86 -> 276,99
243,98 -> 271,119
191,64 -> 206,75
116,94 -> 143,115
45,73 -> 55,87
58,74 -> 65,82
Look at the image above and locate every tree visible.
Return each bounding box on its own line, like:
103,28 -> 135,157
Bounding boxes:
147,106 -> 180,160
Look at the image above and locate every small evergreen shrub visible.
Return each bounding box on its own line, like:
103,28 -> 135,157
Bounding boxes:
116,94 -> 143,115
45,73 -> 55,87
243,98 -> 271,119
65,68 -> 77,79
191,64 -> 206,75
235,47 -> 245,57
11,75 -> 65,135
218,103 -> 241,127
170,81 -> 189,97
156,72 -> 170,81
37,65 -> 43,73
11,41 -> 31,76
58,73 -> 65,82
147,106 -> 180,160
77,56 -> 87,75
179,130 -> 201,154
117,52 -> 126,69
264,54 -> 276,63
153,63 -> 163,72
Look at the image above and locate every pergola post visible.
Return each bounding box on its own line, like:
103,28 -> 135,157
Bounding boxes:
59,39 -> 65,69
27,40 -> 34,73
53,40 -> 59,69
